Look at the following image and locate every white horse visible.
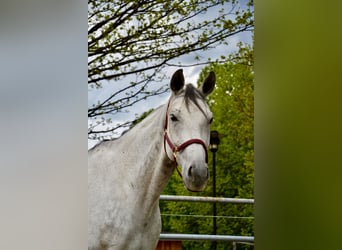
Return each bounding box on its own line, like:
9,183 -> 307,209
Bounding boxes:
88,69 -> 216,250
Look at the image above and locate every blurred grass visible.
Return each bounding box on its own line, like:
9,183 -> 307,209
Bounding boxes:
255,0 -> 342,249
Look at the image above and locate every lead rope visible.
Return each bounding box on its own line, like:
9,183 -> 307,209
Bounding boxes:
175,165 -> 183,178
172,152 -> 183,178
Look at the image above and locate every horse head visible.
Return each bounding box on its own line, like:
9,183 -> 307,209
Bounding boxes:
164,69 -> 216,192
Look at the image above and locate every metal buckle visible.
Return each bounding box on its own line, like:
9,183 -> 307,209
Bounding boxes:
172,151 -> 177,161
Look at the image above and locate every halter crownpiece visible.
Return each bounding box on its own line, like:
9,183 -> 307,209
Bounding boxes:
163,98 -> 209,166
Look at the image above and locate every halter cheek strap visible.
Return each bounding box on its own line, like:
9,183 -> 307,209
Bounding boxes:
163,99 -> 209,166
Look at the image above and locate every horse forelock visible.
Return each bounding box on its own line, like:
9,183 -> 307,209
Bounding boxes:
182,84 -> 206,116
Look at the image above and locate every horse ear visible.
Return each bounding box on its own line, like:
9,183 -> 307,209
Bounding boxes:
170,69 -> 185,94
199,71 -> 216,97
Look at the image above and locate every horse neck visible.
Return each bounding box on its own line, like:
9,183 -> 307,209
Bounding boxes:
123,104 -> 175,207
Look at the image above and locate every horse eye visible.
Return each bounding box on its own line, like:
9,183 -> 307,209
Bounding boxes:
209,117 -> 214,124
170,114 -> 178,122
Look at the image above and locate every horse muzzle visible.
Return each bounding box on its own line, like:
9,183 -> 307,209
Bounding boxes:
183,162 -> 209,192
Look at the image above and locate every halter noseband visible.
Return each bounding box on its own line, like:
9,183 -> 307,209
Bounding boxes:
163,98 -> 209,167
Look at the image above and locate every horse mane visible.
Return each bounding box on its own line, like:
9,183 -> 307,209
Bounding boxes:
183,84 -> 206,115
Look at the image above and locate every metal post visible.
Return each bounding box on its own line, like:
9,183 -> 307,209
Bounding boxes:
212,150 -> 217,250
210,131 -> 220,250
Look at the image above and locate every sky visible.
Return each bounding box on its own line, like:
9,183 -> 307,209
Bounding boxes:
88,2 -> 253,149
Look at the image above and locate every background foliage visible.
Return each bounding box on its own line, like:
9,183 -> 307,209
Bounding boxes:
88,0 -> 253,141
160,44 -> 254,249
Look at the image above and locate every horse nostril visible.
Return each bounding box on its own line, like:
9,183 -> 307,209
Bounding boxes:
188,166 -> 193,177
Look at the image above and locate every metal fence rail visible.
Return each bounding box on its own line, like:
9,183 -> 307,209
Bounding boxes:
160,195 -> 254,204
159,195 -> 254,243
160,233 -> 254,242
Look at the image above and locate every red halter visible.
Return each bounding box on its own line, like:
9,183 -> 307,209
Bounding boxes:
163,99 -> 209,166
